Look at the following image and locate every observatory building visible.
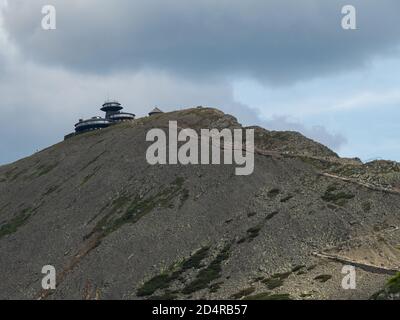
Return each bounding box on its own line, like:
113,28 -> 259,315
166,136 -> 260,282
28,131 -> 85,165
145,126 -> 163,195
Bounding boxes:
65,102 -> 166,140
65,101 -> 135,139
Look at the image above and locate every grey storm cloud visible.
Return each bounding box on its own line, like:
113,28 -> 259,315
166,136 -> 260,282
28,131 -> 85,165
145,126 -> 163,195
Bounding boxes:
2,0 -> 400,84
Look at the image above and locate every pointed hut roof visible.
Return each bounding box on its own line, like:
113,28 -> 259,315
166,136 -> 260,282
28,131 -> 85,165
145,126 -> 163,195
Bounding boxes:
149,107 -> 164,116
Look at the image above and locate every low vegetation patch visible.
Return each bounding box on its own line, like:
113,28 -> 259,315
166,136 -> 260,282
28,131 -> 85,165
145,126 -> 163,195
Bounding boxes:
261,271 -> 292,290
362,201 -> 372,213
265,211 -> 279,220
180,247 -> 210,271
81,166 -> 101,186
262,277 -> 284,290
307,264 -> 317,271
280,195 -> 294,203
36,163 -> 59,177
81,151 -> 107,171
3,167 -> 18,181
179,189 -> 190,209
137,246 -> 210,297
237,225 -> 263,244
314,274 -> 332,283
292,265 -> 306,273
0,208 -> 33,239
87,177 -> 186,240
230,287 -> 255,300
81,173 -> 96,186
137,272 -> 182,297
300,292 -> 313,298
181,244 -> 231,295
243,292 -> 291,300
246,226 -> 262,241
209,282 -> 224,293
267,188 -> 280,198
272,271 -> 292,280
386,272 -> 400,294
0,203 -> 10,216
43,185 -> 60,196
371,272 -> 400,300
321,185 -> 354,206
147,291 -> 178,300
12,168 -> 30,181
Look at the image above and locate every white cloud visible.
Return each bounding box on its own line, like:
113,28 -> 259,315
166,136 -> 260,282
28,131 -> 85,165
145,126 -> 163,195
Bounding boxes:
329,91 -> 400,113
261,115 -> 347,151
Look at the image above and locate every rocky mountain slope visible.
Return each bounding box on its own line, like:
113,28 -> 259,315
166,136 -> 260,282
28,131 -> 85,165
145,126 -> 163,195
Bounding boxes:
0,107 -> 399,300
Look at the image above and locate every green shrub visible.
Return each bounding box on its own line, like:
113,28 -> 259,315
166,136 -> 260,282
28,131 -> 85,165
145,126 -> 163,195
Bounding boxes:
182,245 -> 231,294
280,195 -> 294,203
321,186 -> 354,206
147,292 -> 178,300
246,226 -> 262,241
362,201 -> 371,212
230,287 -> 255,299
386,272 -> 400,294
265,211 -> 279,220
88,177 -> 186,240
180,247 -> 210,271
292,265 -> 306,273
243,292 -> 291,300
262,278 -> 284,290
272,271 -> 291,280
0,209 -> 32,239
209,282 -> 224,293
314,274 -> 332,283
371,272 -> 400,299
268,188 -> 280,198
137,245 -> 210,297
137,273 -> 178,297
36,163 -> 58,177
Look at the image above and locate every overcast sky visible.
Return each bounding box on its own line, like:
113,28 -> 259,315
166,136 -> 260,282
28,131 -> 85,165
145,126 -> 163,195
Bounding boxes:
0,0 -> 400,165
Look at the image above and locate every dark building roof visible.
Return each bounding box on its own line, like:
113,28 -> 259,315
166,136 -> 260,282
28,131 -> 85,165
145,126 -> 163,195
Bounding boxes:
149,107 -> 164,116
108,112 -> 135,121
74,117 -> 110,133
100,101 -> 123,112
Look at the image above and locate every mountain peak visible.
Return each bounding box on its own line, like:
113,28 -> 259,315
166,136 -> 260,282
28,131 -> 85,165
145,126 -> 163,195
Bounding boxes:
0,107 -> 399,300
